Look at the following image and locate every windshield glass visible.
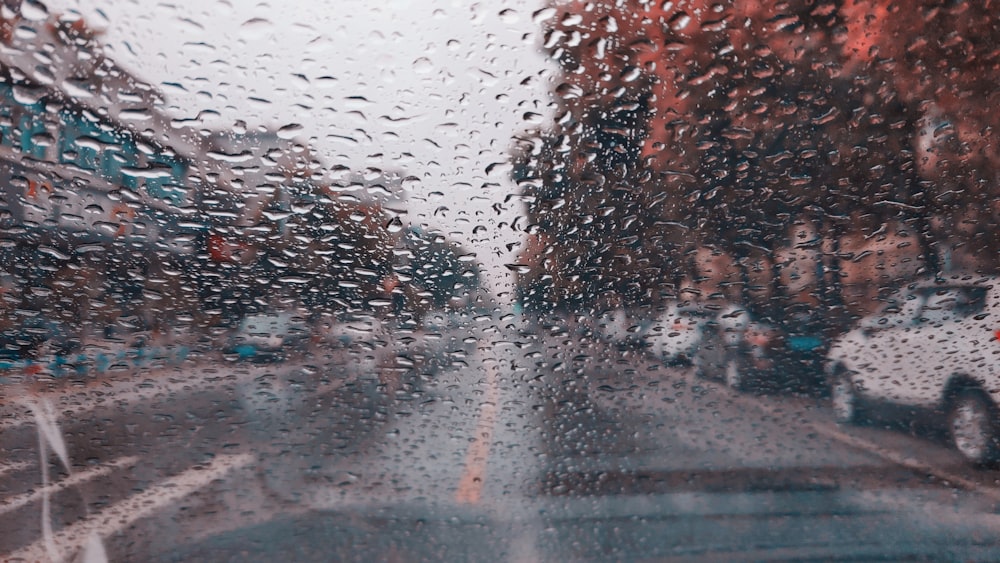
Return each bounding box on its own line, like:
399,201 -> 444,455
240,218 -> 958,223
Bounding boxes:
3,1 -> 1000,561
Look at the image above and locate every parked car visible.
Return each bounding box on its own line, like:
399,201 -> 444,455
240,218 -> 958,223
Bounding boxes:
826,275 -> 1000,465
647,302 -> 714,365
594,307 -> 653,349
419,307 -> 481,365
224,311 -> 310,361
692,303 -> 758,389
693,302 -> 830,394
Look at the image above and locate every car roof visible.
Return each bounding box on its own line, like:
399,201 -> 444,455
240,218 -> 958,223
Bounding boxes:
888,275 -> 1000,308
897,273 -> 996,290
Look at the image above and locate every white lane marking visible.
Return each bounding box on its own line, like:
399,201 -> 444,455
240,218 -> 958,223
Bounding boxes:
28,398 -> 70,472
0,456 -> 140,516
749,399 -> 1000,503
0,460 -> 33,479
5,453 -> 254,562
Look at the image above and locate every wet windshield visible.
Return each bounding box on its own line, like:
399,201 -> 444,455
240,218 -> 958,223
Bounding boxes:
4,1 -> 1000,561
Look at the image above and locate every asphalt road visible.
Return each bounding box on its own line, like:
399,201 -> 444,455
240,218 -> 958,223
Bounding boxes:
4,319 -> 1000,561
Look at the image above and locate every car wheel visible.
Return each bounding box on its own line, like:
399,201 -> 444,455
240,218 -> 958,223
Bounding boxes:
831,371 -> 861,424
724,357 -> 743,390
663,346 -> 681,366
691,345 -> 715,379
691,350 -> 705,378
947,390 -> 999,465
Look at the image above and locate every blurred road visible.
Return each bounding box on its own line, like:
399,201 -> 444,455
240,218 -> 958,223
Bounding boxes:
4,318 -> 1000,561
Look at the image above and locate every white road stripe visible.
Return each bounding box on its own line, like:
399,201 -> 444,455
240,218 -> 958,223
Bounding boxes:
4,453 -> 254,562
0,456 -> 140,516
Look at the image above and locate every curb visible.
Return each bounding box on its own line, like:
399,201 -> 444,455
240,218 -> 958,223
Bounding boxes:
0,345 -> 192,382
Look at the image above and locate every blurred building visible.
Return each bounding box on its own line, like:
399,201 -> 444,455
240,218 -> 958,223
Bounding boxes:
0,2 -> 401,338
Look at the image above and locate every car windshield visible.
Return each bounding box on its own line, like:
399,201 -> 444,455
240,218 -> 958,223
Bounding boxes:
4,1 -> 1000,561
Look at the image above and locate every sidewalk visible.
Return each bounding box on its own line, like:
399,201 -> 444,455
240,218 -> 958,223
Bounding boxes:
0,344 -> 370,432
0,355 -> 219,431
0,318 -> 470,431
0,340 -> 196,386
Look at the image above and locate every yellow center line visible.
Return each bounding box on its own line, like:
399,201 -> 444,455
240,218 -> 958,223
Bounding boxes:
455,360 -> 501,504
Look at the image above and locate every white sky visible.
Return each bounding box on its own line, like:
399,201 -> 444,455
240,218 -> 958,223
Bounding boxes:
44,0 -> 556,300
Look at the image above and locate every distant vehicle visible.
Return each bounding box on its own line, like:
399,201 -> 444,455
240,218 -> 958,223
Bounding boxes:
692,303 -> 756,388
693,302 -> 829,394
224,311 -> 310,361
313,311 -> 381,370
395,226 -> 481,314
318,312 -> 379,347
592,308 -> 654,349
826,275 -> 1000,465
418,306 -> 484,369
646,302 -> 714,365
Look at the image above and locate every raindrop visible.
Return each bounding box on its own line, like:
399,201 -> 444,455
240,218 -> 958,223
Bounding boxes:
413,57 -> 434,74
532,7 -> 556,24
523,112 -> 543,124
277,123 -> 304,139
670,11 -> 691,31
499,9 -> 519,24
562,13 -> 583,26
21,0 -> 49,21
239,17 -> 272,40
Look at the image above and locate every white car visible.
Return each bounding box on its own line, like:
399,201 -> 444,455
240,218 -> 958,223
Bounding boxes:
226,311 -> 310,360
690,303 -> 768,389
647,303 -> 714,364
595,308 -> 652,348
826,275 -> 1000,464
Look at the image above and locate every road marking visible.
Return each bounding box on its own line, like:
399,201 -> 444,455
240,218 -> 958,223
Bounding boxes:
749,399 -> 1000,503
0,456 -> 140,516
455,360 -> 501,504
5,453 -> 254,562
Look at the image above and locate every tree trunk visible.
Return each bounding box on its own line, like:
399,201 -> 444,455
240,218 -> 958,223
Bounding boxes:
823,222 -> 846,333
912,212 -> 941,277
768,253 -> 785,323
735,247 -> 753,315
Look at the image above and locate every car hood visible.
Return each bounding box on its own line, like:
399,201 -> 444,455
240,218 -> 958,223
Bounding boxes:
123,491 -> 1000,562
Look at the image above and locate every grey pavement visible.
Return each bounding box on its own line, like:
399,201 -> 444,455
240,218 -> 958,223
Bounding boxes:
3,320 -> 1000,560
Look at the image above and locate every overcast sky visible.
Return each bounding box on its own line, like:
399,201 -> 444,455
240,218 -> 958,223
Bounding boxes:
44,0 -> 555,299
